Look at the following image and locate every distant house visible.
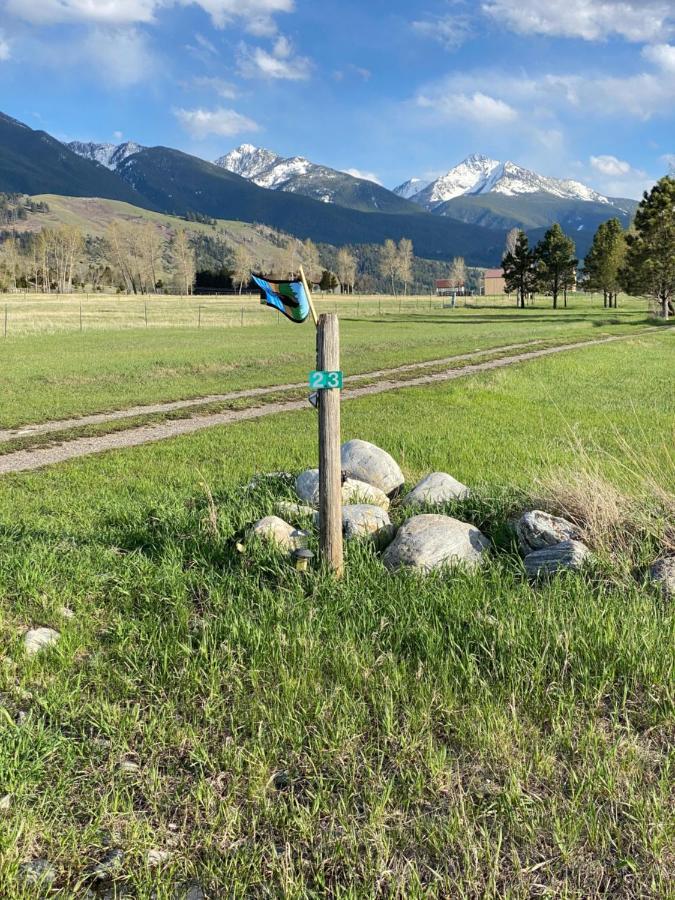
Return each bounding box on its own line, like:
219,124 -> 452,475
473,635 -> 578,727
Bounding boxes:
483,268 -> 506,295
435,278 -> 465,297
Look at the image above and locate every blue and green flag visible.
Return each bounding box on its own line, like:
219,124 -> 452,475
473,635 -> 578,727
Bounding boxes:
252,275 -> 310,323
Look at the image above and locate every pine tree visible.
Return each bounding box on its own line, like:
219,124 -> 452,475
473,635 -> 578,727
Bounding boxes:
535,224 -> 578,309
621,176 -> 674,319
584,218 -> 626,308
502,231 -> 536,308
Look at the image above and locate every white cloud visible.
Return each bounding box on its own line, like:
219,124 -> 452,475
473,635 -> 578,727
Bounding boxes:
590,155 -> 631,176
237,35 -> 311,79
4,0 -> 294,30
0,31 -> 10,60
412,13 -> 472,50
192,76 -> 238,98
342,168 -> 382,185
82,27 -> 157,87
113,130 -> 124,139
174,106 -> 260,138
418,88 -> 518,124
4,0 -> 159,25
642,43 -> 675,73
661,153 -> 675,170
482,0 -> 674,42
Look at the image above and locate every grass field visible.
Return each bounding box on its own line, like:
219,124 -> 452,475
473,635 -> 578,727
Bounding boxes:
0,311 -> 673,897
0,295 -> 659,430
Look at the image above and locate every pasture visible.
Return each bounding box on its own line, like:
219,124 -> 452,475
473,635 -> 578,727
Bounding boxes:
0,297 -> 672,898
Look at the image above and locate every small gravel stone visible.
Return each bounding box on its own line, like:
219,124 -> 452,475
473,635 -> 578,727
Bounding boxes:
23,626 -> 60,655
649,556 -> 675,599
0,794 -> 11,812
147,848 -> 172,867
19,858 -> 56,885
91,848 -> 124,880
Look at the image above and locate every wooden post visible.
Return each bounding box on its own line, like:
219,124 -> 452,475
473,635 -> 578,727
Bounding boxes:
317,313 -> 343,577
299,266 -> 318,326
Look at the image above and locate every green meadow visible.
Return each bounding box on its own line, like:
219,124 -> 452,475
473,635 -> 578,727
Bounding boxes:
0,305 -> 673,897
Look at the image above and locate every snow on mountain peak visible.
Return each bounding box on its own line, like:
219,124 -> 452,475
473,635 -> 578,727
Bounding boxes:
214,144 -> 282,181
68,140 -> 144,170
404,155 -> 611,208
392,177 -> 430,199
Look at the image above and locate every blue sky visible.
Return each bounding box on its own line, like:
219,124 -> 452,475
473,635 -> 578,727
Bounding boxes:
1,0 -> 674,198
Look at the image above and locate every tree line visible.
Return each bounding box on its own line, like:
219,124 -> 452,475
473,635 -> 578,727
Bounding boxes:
503,176 -> 674,318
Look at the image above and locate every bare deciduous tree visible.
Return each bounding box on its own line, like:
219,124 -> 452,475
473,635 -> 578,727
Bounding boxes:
336,247 -> 357,294
231,244 -> 253,294
172,228 -> 196,296
396,238 -> 413,295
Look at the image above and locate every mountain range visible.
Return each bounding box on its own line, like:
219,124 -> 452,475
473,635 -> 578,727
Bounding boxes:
0,110 -> 640,264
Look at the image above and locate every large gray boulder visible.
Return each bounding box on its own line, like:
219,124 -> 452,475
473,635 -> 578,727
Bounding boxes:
296,469 -> 390,510
649,557 -> 675,599
342,504 -> 394,546
383,514 -> 490,573
524,540 -> 590,578
516,510 -> 580,555
249,516 -> 307,551
340,439 -> 404,496
402,472 -> 469,509
342,478 -> 390,510
295,469 -> 320,506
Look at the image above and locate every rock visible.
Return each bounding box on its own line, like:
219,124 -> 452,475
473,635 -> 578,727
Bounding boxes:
342,504 -> 395,546
383,514 -> 490,573
340,439 -> 404,496
147,848 -> 172,867
58,605 -> 75,619
297,469 -> 391,511
249,516 -> 308,552
175,882 -> 205,900
649,557 -> 675,599
0,794 -> 11,812
402,472 -> 469,508
118,758 -> 140,775
516,510 -> 580,555
523,540 -> 591,578
19,858 -> 56,885
91,848 -> 124,880
295,469 -> 320,506
342,478 -> 390,510
23,627 -> 60,656
275,500 -> 317,523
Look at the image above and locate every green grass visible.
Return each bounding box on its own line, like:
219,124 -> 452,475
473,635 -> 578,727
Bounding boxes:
0,333 -> 673,897
0,297 -> 658,429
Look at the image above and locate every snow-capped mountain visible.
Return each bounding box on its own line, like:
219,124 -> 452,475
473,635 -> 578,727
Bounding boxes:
399,154 -> 610,210
393,177 -> 430,200
68,141 -> 144,171
214,144 -> 418,214
214,144 -> 282,181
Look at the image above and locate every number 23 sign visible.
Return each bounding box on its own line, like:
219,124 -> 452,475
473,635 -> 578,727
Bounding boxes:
309,370 -> 343,390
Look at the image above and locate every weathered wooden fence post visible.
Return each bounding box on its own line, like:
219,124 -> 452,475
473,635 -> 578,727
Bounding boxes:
317,313 -> 343,577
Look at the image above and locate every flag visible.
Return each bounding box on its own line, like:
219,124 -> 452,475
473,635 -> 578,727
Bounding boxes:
252,274 -> 310,323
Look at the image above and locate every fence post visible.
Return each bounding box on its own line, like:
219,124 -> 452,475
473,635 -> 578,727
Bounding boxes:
198,305 -> 202,329
4,304 -> 7,338
241,305 -> 244,327
317,313 -> 343,577
79,301 -> 82,332
144,301 -> 148,327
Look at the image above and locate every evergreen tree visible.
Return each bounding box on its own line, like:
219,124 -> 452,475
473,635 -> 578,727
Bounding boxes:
502,230 -> 536,308
621,176 -> 674,319
535,223 -> 578,309
583,218 -> 626,308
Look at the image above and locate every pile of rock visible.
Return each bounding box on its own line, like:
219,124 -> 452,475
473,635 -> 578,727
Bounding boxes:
249,439 -> 487,573
516,509 -> 591,578
246,439 -> 671,588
